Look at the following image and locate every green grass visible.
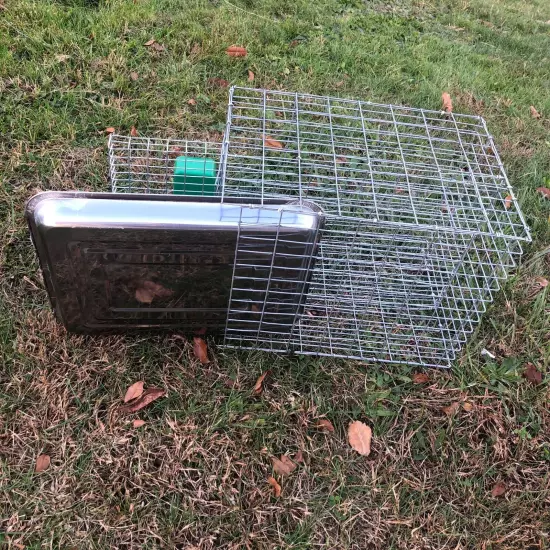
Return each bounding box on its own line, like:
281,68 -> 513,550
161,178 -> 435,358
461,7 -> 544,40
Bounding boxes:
1,0 -> 549,548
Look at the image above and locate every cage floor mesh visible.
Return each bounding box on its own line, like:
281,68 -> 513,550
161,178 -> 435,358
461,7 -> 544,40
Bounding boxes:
108,87 -> 531,368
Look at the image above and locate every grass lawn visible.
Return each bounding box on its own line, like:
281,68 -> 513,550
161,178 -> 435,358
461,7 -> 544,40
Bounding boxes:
1,0 -> 549,548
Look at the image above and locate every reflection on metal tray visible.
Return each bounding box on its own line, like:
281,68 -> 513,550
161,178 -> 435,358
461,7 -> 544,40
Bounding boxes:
26,192 -> 323,333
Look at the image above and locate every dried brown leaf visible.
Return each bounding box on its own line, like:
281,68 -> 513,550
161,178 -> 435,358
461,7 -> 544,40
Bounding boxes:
187,98 -> 197,105
248,69 -> 255,82
412,372 -> 430,384
316,418 -> 335,432
152,42 -> 165,52
534,276 -> 549,288
135,280 -> 173,304
443,402 -> 460,416
55,54 -> 70,62
130,71 -> 139,81
105,127 -> 115,134
193,337 -> 209,364
267,476 -> 281,497
348,421 -> 372,456
491,481 -> 507,497
119,387 -> 165,414
504,194 -> 512,210
227,45 -> 247,57
294,450 -> 304,463
442,92 -> 453,113
462,401 -> 473,412
536,187 -> 550,199
208,77 -> 229,88
272,455 -> 296,476
524,363 -> 543,385
124,381 -> 144,403
133,419 -> 146,428
130,126 -> 139,137
35,454 -> 51,472
264,135 -> 284,149
252,370 -> 270,395
530,105 -> 541,119
144,38 -> 156,46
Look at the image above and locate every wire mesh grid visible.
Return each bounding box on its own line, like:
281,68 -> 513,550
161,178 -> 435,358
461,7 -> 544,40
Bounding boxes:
107,87 -> 530,368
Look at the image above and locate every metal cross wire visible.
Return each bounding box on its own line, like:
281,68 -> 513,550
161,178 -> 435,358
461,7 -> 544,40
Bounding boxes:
108,87 -> 531,368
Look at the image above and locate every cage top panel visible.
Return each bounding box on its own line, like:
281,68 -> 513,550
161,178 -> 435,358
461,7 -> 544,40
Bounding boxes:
221,87 -> 531,242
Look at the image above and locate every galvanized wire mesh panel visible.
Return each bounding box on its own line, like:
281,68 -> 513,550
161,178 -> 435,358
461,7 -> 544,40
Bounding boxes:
218,87 -> 531,367
109,134 -> 222,195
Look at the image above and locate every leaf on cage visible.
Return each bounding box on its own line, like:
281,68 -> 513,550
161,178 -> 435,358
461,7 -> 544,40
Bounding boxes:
530,105 -> 541,119
248,69 -> 255,81
119,387 -> 165,414
412,372 -> 430,384
144,38 -> 156,46
35,454 -> 51,473
523,363 -> 543,385
227,45 -> 247,57
348,421 -> 372,456
124,381 -> 144,403
208,77 -> 229,88
442,92 -> 453,113
130,71 -> 139,81
252,370 -> 270,395
443,402 -> 460,416
462,401 -> 473,412
135,281 -> 174,304
272,455 -> 296,476
536,187 -> 550,199
130,126 -> 139,137
187,98 -> 197,105
504,195 -> 512,210
267,476 -> 281,497
395,187 -> 405,194
491,481 -> 507,497
193,337 -> 209,364
264,135 -> 284,149
105,127 -> 115,134
316,418 -> 335,432
133,419 -> 146,428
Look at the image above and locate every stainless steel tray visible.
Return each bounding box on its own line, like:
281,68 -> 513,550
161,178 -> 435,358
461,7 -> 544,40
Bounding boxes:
26,192 -> 323,333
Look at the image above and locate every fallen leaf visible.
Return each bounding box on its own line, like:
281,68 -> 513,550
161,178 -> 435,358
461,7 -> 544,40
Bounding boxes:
412,372 -> 430,384
130,126 -> 139,137
264,135 -> 284,149
504,195 -> 512,210
530,105 -> 541,119
144,38 -> 156,46
536,187 -> 550,199
348,421 -> 372,456
14,544 -> 25,550
248,69 -> 255,81
267,476 -> 281,497
534,276 -> 549,288
227,45 -> 247,57
124,381 -> 144,403
152,42 -> 165,52
130,71 -> 139,81
105,127 -> 115,134
133,419 -> 146,428
187,98 -> 197,105
208,77 -> 229,88
462,402 -> 474,412
442,92 -> 453,113
55,54 -> 70,62
135,280 -> 173,304
443,402 -> 460,416
252,370 -> 270,395
524,363 -> 543,385
189,42 -> 202,58
294,450 -> 304,463
335,80 -> 345,87
35,454 -> 51,472
272,455 -> 296,476
193,337 -> 209,364
491,481 -> 507,497
119,387 -> 165,414
316,418 -> 335,432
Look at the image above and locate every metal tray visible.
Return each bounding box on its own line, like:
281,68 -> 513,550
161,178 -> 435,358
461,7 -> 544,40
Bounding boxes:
26,192 -> 323,333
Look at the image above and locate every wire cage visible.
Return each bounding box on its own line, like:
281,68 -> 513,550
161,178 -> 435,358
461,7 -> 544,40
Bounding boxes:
108,87 -> 531,368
